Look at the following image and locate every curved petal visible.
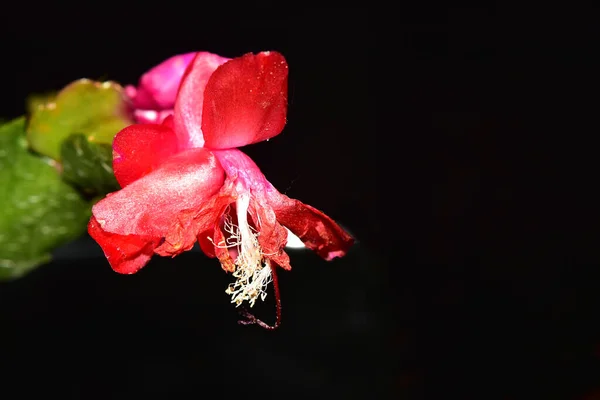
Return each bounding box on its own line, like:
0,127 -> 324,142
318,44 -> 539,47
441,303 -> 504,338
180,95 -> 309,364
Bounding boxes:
134,52 -> 197,109
92,147 -> 225,260
173,52 -> 231,149
269,195 -> 354,261
202,51 -> 289,149
162,114 -> 175,130
251,199 -> 291,270
88,216 -> 161,274
125,84 -> 157,110
194,181 -> 238,271
213,149 -> 352,264
112,123 -> 180,187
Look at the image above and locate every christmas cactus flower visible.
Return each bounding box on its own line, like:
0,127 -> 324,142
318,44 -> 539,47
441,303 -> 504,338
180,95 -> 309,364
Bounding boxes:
125,52 -> 229,124
89,51 -> 354,328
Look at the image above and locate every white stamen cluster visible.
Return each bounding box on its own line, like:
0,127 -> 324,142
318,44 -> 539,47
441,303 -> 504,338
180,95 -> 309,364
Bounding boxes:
211,194 -> 272,307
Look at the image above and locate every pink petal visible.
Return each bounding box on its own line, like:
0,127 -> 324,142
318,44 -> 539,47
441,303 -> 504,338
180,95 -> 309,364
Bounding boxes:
92,148 -> 225,261
112,123 -> 180,187
125,83 -> 157,110
124,85 -> 138,103
134,52 -> 197,110
173,52 -> 231,148
202,51 -> 289,149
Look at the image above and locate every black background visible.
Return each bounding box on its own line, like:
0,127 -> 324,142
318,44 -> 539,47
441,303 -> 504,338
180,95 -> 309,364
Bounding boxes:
2,7 -> 600,400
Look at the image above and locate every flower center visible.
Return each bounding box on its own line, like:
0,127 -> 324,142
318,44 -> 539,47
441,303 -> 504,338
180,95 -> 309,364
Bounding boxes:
222,193 -> 272,307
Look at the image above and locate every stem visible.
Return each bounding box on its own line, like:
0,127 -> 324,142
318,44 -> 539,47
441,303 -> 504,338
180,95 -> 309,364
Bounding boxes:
238,262 -> 282,330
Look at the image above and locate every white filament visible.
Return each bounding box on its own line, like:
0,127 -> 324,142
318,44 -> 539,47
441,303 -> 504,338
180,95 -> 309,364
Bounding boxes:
216,194 -> 272,307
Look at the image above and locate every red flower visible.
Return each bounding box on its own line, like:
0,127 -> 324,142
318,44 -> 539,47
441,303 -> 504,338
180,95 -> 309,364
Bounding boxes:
89,51 -> 354,327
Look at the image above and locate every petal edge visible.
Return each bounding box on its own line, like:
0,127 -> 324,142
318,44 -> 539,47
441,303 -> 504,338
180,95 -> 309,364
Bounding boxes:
173,52 -> 231,149
270,195 -> 354,261
202,51 -> 289,149
112,123 -> 180,187
93,148 -> 225,258
88,216 -> 160,274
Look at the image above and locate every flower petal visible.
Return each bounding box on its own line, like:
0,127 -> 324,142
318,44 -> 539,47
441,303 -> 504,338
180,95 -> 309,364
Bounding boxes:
270,196 -> 354,261
213,149 -> 352,265
125,83 -> 156,110
92,147 -> 225,263
112,123 -> 180,187
162,114 -> 175,130
88,216 -> 160,274
194,181 -> 239,271
133,52 -> 197,110
173,52 -> 231,148
202,51 -> 289,149
251,200 -> 291,270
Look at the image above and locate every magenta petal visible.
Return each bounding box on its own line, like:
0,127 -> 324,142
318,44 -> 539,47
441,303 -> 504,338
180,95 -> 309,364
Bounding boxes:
173,52 -> 231,148
134,52 -> 197,110
202,51 -> 289,149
